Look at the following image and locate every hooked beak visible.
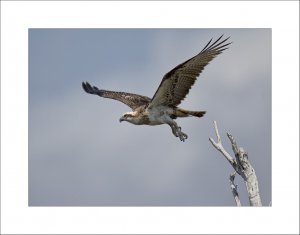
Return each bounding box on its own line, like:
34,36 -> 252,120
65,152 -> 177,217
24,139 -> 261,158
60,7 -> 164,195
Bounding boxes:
119,117 -> 125,123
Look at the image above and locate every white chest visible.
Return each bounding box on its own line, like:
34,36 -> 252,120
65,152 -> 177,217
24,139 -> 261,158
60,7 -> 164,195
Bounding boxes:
145,106 -> 173,125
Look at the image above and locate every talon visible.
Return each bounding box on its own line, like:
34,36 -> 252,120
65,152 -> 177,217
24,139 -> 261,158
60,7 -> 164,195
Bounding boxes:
173,130 -> 179,137
170,124 -> 188,141
177,130 -> 188,141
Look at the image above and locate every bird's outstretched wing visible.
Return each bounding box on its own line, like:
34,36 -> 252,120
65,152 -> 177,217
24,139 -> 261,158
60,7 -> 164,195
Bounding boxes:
148,35 -> 231,108
82,82 -> 151,110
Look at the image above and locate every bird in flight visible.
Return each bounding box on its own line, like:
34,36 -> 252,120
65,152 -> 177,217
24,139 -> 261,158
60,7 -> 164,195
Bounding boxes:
82,35 -> 231,141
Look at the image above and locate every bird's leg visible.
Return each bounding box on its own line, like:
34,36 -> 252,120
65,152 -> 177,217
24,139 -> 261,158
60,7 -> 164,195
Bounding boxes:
169,123 -> 179,137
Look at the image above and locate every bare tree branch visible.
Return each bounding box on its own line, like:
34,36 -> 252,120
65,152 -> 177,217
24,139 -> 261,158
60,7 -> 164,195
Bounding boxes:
209,121 -> 237,168
209,121 -> 262,206
229,172 -> 241,206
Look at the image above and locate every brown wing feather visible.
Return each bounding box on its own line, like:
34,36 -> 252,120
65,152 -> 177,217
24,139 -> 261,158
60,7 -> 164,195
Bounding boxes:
82,82 -> 151,110
148,35 -> 231,108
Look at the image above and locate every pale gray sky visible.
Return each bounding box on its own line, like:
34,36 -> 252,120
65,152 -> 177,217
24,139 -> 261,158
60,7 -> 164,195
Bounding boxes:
29,29 -> 271,206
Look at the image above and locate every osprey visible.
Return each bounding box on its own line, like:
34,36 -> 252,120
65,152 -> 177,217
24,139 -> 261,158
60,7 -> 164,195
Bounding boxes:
82,35 -> 231,141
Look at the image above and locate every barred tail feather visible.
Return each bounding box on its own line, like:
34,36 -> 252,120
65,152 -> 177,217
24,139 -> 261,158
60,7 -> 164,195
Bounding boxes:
186,110 -> 206,117
176,108 -> 206,118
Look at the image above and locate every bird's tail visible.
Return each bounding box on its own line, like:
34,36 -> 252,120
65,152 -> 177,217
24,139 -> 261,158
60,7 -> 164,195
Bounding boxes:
176,108 -> 206,118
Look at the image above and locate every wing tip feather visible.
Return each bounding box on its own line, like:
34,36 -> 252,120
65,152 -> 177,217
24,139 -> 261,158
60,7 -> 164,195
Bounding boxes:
82,81 -> 101,95
201,35 -> 232,53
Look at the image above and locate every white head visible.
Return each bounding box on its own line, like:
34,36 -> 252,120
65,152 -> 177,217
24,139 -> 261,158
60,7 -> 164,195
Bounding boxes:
119,111 -> 139,124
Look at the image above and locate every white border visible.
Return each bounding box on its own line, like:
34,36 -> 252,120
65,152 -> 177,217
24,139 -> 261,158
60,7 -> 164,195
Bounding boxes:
1,1 -> 299,234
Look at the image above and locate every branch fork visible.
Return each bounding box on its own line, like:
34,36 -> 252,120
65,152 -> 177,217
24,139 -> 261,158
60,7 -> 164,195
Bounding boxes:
209,121 -> 262,206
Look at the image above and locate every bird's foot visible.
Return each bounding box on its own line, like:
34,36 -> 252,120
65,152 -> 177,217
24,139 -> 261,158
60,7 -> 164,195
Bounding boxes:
172,131 -> 179,137
177,127 -> 188,142
178,131 -> 188,142
170,124 -> 188,141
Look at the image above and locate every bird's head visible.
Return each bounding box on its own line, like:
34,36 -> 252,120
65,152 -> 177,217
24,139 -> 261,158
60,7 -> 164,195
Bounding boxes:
119,111 -> 137,124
